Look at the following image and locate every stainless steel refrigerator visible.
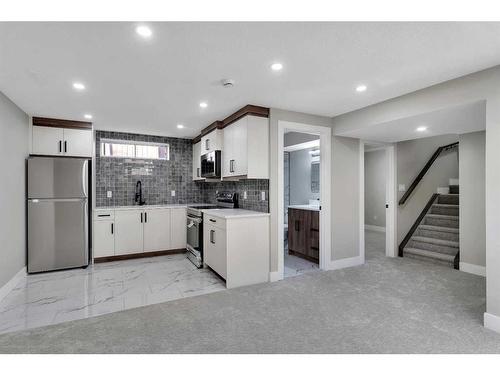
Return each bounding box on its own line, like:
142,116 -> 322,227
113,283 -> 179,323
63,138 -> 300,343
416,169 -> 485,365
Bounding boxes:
27,157 -> 90,273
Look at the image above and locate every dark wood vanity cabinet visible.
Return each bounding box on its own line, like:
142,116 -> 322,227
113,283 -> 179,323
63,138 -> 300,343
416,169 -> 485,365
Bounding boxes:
287,208 -> 319,263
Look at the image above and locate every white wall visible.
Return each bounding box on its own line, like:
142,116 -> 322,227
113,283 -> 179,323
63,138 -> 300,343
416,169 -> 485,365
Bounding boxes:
0,91 -> 28,289
364,149 -> 386,227
397,134 -> 459,242
330,65 -> 500,328
459,131 -> 486,270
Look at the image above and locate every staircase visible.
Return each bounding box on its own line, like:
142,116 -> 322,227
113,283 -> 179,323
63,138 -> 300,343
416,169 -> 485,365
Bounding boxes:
401,190 -> 459,268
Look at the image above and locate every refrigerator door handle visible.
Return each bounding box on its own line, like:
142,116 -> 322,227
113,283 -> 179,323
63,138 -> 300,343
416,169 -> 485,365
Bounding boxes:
82,160 -> 88,198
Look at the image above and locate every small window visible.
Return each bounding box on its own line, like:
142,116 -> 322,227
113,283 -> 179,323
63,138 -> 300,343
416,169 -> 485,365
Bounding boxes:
100,139 -> 169,160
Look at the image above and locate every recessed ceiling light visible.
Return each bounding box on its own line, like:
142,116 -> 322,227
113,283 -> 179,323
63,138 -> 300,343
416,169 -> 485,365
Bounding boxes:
136,25 -> 153,38
199,102 -> 208,108
416,126 -> 427,132
72,82 -> 85,91
271,62 -> 283,71
356,85 -> 367,92
84,114 -> 93,120
177,124 -> 184,129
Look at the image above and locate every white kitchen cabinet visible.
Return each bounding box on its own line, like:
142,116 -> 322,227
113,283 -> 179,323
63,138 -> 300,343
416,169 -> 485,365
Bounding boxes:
200,129 -> 222,155
170,207 -> 187,249
203,212 -> 269,288
93,220 -> 115,258
204,221 -> 227,279
62,128 -> 93,157
114,210 -> 144,255
222,115 -> 268,179
32,126 -> 64,156
192,141 -> 205,181
32,125 -> 92,157
143,208 -> 171,253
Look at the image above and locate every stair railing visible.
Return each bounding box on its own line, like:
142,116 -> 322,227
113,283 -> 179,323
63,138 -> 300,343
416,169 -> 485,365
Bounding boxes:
398,142 -> 458,205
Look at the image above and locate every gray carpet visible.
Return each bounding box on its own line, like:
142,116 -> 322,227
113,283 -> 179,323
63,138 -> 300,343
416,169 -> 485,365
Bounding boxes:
0,230 -> 499,353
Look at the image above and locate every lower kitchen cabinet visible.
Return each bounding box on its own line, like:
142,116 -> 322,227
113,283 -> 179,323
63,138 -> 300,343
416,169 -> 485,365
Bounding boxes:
287,208 -> 320,263
143,208 -> 171,252
114,210 -> 144,256
203,213 -> 269,289
93,219 -> 115,258
93,206 -> 188,261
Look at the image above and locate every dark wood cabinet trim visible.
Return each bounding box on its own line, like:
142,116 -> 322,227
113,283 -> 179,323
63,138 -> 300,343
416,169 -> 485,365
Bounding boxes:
191,104 -> 269,144
94,249 -> 186,263
33,116 -> 93,130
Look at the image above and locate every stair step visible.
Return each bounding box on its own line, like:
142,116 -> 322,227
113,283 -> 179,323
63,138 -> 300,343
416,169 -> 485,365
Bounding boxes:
416,225 -> 459,241
410,236 -> 459,248
408,239 -> 459,255
430,204 -> 459,216
418,225 -> 459,233
449,185 -> 460,194
437,194 -> 459,205
423,214 -> 459,228
403,247 -> 456,266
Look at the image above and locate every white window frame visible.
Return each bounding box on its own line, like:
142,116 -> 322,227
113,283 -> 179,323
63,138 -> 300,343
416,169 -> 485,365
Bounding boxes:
99,139 -> 170,160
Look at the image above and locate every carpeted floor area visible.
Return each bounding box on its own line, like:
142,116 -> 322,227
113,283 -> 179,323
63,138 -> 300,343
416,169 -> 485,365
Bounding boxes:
0,230 -> 499,353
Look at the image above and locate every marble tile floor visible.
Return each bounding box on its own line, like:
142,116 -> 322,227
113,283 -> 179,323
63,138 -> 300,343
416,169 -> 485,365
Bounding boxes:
284,251 -> 319,278
0,254 -> 226,335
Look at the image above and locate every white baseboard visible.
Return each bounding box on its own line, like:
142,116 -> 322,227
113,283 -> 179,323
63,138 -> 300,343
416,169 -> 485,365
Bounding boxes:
365,225 -> 386,233
0,266 -> 26,303
460,262 -> 486,277
269,271 -> 282,282
327,255 -> 364,271
484,312 -> 500,334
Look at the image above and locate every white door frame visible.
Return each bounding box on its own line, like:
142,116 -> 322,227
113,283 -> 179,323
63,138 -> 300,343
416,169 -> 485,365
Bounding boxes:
277,120 -> 332,279
360,142 -> 397,258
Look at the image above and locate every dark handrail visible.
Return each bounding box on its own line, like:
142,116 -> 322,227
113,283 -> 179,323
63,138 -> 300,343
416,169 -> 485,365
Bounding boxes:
398,142 -> 458,205
398,193 -> 439,257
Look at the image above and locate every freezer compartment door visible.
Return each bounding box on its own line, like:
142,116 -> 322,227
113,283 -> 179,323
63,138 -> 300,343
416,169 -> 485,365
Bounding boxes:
28,199 -> 89,273
28,157 -> 89,199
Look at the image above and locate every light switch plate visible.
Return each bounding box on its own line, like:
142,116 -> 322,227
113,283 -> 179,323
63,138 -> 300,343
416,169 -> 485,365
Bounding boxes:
107,190 -> 112,198
261,191 -> 266,201
171,190 -> 176,197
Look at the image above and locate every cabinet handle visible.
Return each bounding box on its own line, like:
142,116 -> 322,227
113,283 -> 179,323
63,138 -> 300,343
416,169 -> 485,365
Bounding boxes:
140,212 -> 143,223
197,167 -> 200,178
230,159 -> 234,173
295,220 -> 300,231
59,140 -> 62,153
145,212 -> 147,223
98,214 -> 110,217
64,141 -> 67,153
210,230 -> 215,244
206,139 -> 210,150
209,218 -> 216,223
111,223 -> 114,234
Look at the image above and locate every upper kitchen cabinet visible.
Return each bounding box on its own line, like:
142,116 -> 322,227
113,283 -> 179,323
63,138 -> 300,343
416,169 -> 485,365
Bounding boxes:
31,117 -> 93,158
192,141 -> 205,181
222,115 -> 269,179
200,129 -> 222,155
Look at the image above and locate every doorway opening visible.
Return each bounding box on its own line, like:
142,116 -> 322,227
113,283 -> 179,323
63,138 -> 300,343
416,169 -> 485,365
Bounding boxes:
277,121 -> 332,280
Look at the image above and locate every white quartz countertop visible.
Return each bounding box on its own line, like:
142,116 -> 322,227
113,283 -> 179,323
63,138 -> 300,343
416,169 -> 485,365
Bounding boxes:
287,204 -> 320,211
201,208 -> 270,219
95,204 -> 201,211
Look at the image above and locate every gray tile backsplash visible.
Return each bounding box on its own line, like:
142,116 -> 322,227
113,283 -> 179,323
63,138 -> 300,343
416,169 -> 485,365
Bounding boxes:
95,130 -> 269,212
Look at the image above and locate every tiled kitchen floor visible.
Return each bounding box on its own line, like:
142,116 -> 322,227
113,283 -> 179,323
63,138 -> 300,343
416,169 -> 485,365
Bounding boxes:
0,254 -> 226,335
284,252 -> 319,278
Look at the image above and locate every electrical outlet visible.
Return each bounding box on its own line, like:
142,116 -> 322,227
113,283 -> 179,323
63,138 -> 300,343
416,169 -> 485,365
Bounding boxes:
171,190 -> 175,197
243,191 -> 248,200
261,191 -> 266,201
107,190 -> 112,198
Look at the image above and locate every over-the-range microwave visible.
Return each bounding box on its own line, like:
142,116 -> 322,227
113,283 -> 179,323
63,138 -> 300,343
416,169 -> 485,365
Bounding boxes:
200,150 -> 221,178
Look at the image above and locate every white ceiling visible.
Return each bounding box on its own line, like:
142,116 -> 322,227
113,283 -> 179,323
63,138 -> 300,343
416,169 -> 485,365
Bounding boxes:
1,22 -> 500,137
341,100 -> 486,143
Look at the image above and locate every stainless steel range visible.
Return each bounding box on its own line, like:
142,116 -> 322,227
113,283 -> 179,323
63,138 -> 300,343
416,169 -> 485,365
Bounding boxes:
186,192 -> 238,268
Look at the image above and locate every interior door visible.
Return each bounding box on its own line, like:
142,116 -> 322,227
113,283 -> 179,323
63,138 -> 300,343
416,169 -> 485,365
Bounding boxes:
114,210 -> 144,255
143,209 -> 171,252
63,128 -> 93,157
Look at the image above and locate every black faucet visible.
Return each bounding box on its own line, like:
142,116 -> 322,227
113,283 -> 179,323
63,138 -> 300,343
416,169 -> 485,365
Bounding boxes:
135,181 -> 146,206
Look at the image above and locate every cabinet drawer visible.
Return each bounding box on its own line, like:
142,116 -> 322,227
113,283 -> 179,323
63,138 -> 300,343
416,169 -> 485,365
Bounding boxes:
94,210 -> 115,220
204,214 -> 226,230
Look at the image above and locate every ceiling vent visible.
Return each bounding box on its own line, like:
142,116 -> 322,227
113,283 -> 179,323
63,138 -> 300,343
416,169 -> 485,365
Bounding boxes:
221,79 -> 235,88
